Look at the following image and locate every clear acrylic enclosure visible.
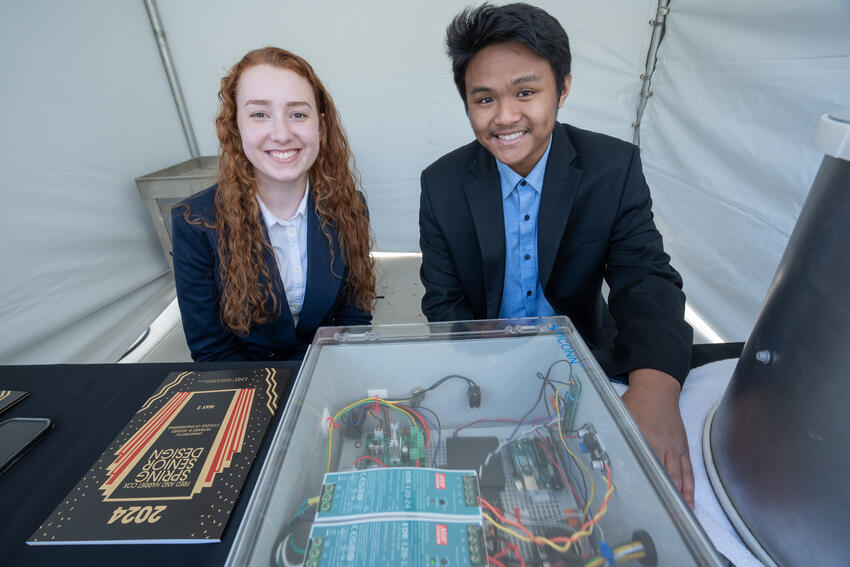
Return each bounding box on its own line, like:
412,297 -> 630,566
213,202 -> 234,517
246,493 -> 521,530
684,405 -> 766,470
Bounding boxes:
228,317 -> 723,567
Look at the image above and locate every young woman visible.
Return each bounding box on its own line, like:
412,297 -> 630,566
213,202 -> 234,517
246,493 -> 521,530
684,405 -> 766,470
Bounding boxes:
171,47 -> 375,361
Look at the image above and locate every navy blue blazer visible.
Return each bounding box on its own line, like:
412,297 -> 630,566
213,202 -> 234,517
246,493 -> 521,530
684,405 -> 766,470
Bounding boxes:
419,122 -> 693,383
171,185 -> 371,362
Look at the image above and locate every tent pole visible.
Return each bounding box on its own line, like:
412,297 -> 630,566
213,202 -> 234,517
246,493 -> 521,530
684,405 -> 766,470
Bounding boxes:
143,0 -> 201,159
633,0 -> 670,146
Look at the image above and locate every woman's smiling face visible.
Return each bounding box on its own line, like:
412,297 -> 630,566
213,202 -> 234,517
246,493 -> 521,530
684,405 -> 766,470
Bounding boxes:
235,64 -> 321,194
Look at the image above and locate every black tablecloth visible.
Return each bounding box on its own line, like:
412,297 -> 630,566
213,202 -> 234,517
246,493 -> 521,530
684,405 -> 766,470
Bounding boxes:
0,361 -> 299,567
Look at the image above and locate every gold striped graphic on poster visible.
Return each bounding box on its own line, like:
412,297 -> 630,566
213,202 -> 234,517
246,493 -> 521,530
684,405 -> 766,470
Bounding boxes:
101,391 -> 193,498
264,368 -> 279,413
139,371 -> 192,412
191,389 -> 253,496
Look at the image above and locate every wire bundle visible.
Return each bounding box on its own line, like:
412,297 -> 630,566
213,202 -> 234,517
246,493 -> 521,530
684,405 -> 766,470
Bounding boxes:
325,397 -> 431,471
480,461 -> 613,555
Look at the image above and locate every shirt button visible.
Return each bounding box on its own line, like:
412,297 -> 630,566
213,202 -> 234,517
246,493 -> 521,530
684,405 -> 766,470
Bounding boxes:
526,290 -> 532,296
524,254 -> 531,260
524,214 -> 530,221
520,180 -> 527,186
296,267 -> 301,272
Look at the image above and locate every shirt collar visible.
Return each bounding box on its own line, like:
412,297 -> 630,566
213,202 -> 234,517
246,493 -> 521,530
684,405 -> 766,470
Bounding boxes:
257,183 -> 309,228
496,135 -> 553,199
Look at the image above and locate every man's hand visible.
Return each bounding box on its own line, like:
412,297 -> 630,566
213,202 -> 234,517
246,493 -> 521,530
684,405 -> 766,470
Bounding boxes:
621,368 -> 694,508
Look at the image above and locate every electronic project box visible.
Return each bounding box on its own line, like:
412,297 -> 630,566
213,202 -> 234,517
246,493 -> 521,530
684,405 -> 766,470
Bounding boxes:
227,317 -> 724,567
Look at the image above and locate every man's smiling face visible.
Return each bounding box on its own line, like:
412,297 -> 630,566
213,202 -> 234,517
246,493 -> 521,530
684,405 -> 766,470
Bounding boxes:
464,42 -> 570,177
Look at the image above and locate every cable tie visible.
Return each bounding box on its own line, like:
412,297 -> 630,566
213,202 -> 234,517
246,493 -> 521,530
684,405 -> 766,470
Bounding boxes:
600,541 -> 615,565
372,395 -> 381,413
326,416 -> 339,429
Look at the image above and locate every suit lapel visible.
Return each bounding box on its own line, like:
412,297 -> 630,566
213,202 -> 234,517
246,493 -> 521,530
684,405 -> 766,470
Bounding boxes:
538,124 -> 583,289
298,191 -> 341,331
463,147 -> 506,318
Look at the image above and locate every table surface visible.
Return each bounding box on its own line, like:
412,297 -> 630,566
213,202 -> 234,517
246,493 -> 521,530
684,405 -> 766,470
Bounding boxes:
0,361 -> 299,567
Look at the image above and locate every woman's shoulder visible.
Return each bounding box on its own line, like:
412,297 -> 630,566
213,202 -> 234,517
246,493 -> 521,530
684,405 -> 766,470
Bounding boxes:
172,184 -> 219,223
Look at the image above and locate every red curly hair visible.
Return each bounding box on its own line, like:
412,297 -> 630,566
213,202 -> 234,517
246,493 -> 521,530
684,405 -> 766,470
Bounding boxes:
196,47 -> 375,334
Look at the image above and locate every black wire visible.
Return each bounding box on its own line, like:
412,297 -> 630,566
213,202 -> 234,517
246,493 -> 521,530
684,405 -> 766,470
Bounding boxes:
508,379 -> 548,439
416,405 -> 442,433
532,360 -> 590,506
424,374 -> 478,392
280,515 -> 316,557
541,358 -> 574,384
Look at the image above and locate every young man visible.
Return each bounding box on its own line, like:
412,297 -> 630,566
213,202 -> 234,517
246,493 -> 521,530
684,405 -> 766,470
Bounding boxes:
419,3 -> 695,505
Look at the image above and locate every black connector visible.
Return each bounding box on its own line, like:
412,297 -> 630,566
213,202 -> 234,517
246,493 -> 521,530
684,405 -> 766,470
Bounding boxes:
467,385 -> 481,408
582,433 -> 599,452
633,529 -> 658,566
343,419 -> 363,440
410,389 -> 426,408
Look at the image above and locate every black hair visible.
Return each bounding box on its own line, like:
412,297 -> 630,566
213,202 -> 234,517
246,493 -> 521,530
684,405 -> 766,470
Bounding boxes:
446,3 -> 572,107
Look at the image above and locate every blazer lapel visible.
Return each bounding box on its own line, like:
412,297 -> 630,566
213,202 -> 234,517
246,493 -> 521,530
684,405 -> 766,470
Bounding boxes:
538,124 -> 583,289
297,191 -> 342,331
463,147 -> 506,319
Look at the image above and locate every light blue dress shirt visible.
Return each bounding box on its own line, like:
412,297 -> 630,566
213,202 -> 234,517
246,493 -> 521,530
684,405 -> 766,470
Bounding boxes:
496,136 -> 557,319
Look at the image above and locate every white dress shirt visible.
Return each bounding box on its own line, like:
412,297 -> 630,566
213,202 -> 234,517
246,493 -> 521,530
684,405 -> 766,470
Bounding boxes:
257,188 -> 309,325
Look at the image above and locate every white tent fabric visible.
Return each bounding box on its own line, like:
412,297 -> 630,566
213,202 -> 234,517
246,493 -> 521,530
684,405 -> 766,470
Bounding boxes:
641,0 -> 850,341
1,0 -> 848,362
155,0 -> 657,251
0,1 -> 184,363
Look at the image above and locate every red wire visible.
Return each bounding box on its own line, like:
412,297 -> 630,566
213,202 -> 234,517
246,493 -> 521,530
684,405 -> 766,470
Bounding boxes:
480,462 -> 613,547
353,455 -> 386,468
492,543 -> 525,567
479,497 -> 544,545
488,558 -> 507,567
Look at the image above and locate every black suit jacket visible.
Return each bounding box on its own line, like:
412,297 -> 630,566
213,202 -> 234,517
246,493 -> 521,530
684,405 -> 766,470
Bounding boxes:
419,122 -> 692,383
171,185 -> 370,362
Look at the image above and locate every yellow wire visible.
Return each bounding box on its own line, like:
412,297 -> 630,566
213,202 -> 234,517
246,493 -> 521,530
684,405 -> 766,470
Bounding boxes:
482,512 -> 532,542
326,397 -> 417,471
582,540 -> 643,566
555,383 -> 595,518
484,511 -> 578,553
482,466 -> 615,555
